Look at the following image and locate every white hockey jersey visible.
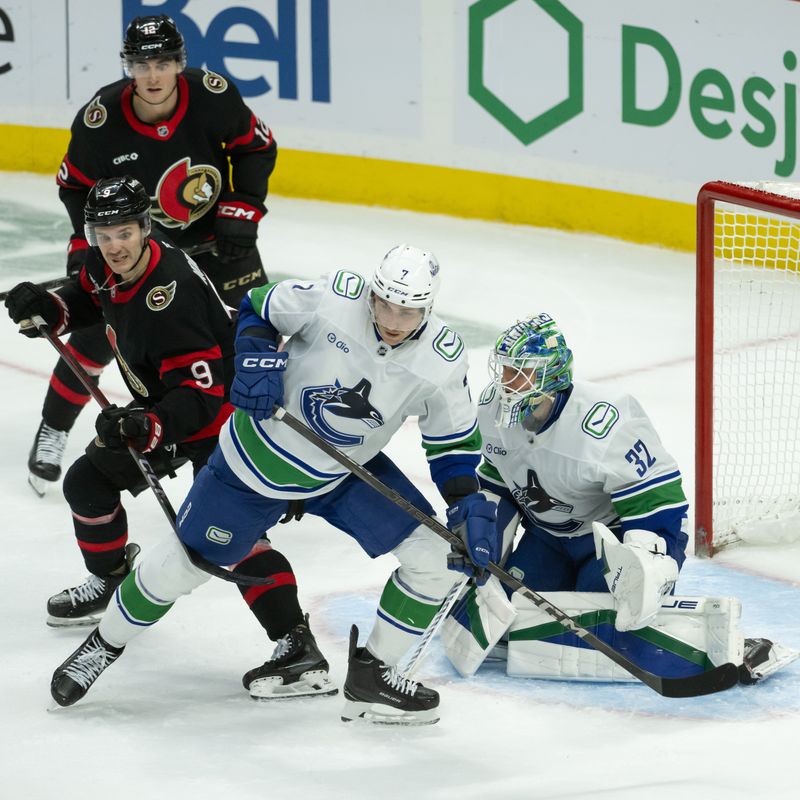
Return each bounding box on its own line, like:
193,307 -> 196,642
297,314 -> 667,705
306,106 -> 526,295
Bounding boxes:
219,271 -> 481,499
477,380 -> 688,540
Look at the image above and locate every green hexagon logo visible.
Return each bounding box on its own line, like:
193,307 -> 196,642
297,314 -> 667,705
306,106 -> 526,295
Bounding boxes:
469,0 -> 584,144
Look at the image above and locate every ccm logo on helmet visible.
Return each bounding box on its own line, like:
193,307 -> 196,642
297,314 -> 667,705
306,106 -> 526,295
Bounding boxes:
218,204 -> 257,220
242,356 -> 283,368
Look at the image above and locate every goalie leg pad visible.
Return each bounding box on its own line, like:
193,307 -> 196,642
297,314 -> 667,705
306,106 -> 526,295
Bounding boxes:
507,592 -> 744,682
441,576 -> 517,677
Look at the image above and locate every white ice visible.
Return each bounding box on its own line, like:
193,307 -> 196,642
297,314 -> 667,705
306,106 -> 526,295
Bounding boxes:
1,172 -> 799,800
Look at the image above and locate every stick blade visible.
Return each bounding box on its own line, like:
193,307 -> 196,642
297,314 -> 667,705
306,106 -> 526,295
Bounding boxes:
657,662 -> 740,698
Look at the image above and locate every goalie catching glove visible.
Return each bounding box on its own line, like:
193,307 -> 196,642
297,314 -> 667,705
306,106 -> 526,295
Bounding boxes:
446,492 -> 500,586
230,336 -> 287,421
593,521 -> 678,632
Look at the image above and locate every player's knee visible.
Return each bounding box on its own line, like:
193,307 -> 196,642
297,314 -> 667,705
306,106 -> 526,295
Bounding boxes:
62,455 -> 118,515
392,524 -> 454,599
137,536 -> 210,601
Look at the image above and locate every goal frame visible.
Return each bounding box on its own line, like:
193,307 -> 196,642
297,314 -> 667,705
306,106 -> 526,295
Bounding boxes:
695,180 -> 800,556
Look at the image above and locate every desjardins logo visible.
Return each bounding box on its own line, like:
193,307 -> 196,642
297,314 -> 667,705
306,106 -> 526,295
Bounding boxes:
468,0 -> 799,177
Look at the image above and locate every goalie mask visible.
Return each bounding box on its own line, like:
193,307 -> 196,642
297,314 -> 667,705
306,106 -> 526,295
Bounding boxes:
84,176 -> 152,248
121,15 -> 187,75
489,314 -> 573,427
369,244 -> 441,341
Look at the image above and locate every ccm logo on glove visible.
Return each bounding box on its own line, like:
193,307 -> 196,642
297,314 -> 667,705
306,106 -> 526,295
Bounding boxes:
241,356 -> 285,369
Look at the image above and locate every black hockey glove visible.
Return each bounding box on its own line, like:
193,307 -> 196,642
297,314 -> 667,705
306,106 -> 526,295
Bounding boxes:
4,282 -> 62,338
446,493 -> 499,586
66,235 -> 89,279
95,405 -> 164,453
214,194 -> 265,262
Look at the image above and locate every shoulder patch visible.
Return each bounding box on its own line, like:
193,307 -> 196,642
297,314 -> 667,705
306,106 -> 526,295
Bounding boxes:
202,69 -> 228,94
581,401 -> 620,439
146,281 -> 177,311
432,326 -> 464,362
83,96 -> 107,129
331,270 -> 365,299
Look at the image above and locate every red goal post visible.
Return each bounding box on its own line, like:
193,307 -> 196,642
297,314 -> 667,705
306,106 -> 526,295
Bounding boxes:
696,181 -> 800,556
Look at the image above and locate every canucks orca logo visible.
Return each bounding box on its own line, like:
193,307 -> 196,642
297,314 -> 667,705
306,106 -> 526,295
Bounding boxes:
512,469 -> 582,533
301,378 -> 384,447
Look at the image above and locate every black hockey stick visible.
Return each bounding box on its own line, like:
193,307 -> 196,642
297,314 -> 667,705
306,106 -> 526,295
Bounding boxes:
0,242 -> 218,303
274,406 -> 740,698
29,315 -> 272,587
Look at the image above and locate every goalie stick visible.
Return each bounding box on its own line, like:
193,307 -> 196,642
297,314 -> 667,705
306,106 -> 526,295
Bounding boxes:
0,241 -> 218,302
30,315 -> 272,588
274,406 -> 740,698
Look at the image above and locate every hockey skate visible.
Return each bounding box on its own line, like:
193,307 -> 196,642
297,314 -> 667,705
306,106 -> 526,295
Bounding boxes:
46,543 -> 140,628
28,421 -> 68,497
51,628 -> 125,707
243,615 -> 338,699
341,625 -> 440,726
739,637 -> 800,684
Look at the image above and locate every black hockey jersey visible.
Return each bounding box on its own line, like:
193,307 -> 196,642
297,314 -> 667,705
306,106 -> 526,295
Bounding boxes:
53,232 -> 236,446
56,68 -> 276,251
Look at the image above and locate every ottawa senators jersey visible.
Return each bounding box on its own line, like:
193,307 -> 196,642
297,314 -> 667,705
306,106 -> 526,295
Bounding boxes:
54,232 -> 236,446
56,68 -> 276,250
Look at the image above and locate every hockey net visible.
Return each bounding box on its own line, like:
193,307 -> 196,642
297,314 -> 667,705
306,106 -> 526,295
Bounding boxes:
695,181 -> 800,555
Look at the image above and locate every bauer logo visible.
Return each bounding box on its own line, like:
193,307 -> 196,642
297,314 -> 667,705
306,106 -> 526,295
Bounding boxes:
206,526 -> 233,545
122,0 -> 331,102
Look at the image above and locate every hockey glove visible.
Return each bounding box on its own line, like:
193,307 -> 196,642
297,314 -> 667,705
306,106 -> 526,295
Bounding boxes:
66,235 -> 89,278
4,282 -> 64,338
446,492 -> 499,586
593,522 -> 679,632
214,194 -> 265,262
231,336 -> 287,421
95,405 -> 164,453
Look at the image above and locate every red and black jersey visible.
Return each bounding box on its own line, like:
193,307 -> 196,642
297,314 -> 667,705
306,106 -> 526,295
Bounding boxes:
54,232 -> 236,446
57,68 -> 277,257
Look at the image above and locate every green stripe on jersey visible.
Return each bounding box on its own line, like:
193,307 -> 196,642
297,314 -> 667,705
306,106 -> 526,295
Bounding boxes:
612,477 -> 687,521
478,460 -> 503,483
117,569 -> 174,625
233,411 -> 334,490
247,281 -> 278,312
378,572 -> 441,633
422,426 -> 482,460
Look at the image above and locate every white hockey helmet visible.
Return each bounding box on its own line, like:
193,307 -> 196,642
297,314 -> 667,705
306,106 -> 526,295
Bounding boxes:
370,244 -> 441,316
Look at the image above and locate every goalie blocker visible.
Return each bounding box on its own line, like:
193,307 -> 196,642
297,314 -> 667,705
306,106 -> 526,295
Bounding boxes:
442,586 -> 799,684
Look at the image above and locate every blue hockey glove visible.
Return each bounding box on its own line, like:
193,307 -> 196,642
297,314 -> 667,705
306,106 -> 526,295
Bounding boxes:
446,492 -> 499,586
230,336 -> 287,421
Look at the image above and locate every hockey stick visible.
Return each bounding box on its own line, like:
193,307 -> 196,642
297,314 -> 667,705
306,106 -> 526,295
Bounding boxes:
274,406 -> 740,698
29,315 -> 272,587
0,242 -> 217,303
399,575 -> 469,679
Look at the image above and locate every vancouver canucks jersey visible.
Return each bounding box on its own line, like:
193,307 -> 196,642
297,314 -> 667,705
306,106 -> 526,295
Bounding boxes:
477,380 -> 688,544
219,271 -> 482,499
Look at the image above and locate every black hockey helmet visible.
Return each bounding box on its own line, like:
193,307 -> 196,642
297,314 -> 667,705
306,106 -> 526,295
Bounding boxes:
121,15 -> 186,69
84,176 -> 152,246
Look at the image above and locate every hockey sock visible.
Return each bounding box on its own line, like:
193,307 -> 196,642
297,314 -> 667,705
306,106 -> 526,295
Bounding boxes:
236,543 -> 304,640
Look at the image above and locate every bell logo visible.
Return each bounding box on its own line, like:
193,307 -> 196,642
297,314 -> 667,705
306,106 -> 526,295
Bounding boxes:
468,0 -> 583,144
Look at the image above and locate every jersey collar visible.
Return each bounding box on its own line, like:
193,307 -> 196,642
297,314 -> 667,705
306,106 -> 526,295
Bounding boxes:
121,75 -> 189,140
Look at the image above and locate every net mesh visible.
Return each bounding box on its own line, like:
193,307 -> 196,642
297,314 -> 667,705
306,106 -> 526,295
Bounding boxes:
711,184 -> 800,548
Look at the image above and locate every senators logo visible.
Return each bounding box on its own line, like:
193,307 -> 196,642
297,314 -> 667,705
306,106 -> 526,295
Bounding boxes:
202,69 -> 228,94
150,158 -> 222,229
146,281 -> 177,311
83,96 -> 107,129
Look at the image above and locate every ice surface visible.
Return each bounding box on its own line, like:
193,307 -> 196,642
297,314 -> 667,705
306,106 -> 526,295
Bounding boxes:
1,173 -> 798,800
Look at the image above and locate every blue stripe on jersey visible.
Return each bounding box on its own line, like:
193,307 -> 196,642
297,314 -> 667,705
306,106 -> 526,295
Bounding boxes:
421,419 -> 478,444
611,470 -> 682,500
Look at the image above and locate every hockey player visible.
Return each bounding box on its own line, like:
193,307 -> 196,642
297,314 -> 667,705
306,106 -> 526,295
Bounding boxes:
4,176 -> 236,628
441,313 -> 799,685
28,14 -> 277,496
49,245 -> 498,725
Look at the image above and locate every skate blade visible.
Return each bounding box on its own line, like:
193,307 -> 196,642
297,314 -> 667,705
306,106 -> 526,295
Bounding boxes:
28,473 -> 49,498
340,699 -> 440,726
249,670 -> 338,700
46,614 -> 102,629
751,645 -> 800,682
